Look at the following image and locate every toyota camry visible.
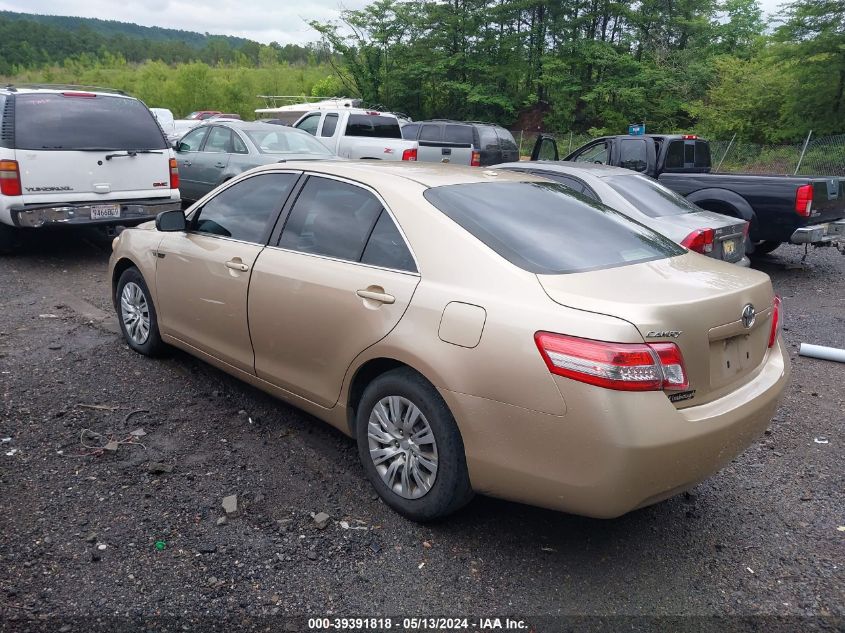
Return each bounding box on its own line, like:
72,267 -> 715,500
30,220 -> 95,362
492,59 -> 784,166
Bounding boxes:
108,162 -> 789,521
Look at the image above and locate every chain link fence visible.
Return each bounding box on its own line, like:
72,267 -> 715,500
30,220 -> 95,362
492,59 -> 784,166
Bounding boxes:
509,130 -> 845,176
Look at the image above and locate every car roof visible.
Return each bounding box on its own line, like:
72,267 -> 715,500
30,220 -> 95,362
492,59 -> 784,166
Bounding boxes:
201,120 -> 302,132
1,84 -> 133,98
250,161 -> 548,189
499,160 -> 636,178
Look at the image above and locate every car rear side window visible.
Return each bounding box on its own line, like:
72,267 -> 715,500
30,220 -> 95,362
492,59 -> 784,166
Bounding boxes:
321,113 -> 338,137
193,173 -> 297,243
279,176 -> 384,262
14,93 -> 166,150
401,123 -> 420,140
604,174 -> 702,218
495,128 -> 518,152
476,126 -> 499,150
424,181 -> 683,275
361,211 -> 416,272
345,115 -> 402,139
444,125 -> 474,145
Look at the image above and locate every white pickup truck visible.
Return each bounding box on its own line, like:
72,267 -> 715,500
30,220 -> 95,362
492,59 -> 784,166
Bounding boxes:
292,108 -> 418,161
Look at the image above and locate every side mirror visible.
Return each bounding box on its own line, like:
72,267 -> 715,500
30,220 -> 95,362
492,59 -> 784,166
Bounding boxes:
155,209 -> 187,232
173,141 -> 185,151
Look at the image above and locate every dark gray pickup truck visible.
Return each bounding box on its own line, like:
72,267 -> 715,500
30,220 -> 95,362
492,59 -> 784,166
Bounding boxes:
531,134 -> 845,255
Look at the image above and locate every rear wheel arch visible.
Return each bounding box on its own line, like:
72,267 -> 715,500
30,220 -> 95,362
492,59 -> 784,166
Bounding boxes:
346,358 -> 437,434
685,188 -> 756,225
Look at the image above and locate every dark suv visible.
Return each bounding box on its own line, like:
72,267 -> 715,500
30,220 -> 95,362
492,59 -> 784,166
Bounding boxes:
401,120 -> 519,166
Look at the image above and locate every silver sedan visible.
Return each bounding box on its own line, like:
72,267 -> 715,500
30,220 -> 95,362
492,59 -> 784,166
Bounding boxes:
174,121 -> 335,202
499,161 -> 750,266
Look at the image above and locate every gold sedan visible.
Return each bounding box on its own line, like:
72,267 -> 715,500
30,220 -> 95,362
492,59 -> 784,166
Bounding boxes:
108,161 -> 790,521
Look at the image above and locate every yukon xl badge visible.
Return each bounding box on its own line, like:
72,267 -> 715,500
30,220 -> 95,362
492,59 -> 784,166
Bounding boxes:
646,330 -> 682,338
25,186 -> 73,192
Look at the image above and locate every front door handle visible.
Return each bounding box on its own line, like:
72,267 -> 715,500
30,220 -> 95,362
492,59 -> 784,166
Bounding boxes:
356,289 -> 395,304
214,162 -> 226,168
225,258 -> 249,272
182,160 -> 192,167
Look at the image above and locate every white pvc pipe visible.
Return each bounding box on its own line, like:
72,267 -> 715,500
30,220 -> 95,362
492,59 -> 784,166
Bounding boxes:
799,343 -> 845,363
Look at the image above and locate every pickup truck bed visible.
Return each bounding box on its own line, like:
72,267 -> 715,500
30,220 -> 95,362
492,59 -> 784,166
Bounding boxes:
659,173 -> 845,248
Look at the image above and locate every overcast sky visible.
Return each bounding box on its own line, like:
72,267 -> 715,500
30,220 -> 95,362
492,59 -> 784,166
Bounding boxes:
0,0 -> 786,45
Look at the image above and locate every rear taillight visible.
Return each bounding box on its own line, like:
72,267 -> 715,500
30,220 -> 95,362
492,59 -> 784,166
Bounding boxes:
0,160 -> 22,196
534,332 -> 689,392
470,151 -> 481,167
681,228 -> 715,254
682,134 -> 698,140
768,295 -> 782,348
795,184 -> 813,217
401,148 -> 417,162
169,158 -> 179,189
742,221 -> 750,239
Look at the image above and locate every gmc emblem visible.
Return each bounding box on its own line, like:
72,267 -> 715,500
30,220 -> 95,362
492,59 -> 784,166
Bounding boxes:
152,182 -> 167,187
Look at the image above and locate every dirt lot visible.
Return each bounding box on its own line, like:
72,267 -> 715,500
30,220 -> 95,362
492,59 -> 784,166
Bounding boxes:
0,234 -> 843,632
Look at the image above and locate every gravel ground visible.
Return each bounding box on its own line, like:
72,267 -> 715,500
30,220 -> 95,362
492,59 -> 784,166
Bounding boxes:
0,234 -> 842,632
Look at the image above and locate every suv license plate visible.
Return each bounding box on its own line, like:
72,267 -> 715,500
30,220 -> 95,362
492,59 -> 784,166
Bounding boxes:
723,239 -> 736,257
90,204 -> 121,220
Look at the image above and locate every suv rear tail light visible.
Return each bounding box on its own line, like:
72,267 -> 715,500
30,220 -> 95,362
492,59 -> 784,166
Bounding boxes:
169,158 -> 179,189
768,295 -> 782,348
0,160 -> 22,196
534,332 -> 689,392
401,148 -> 417,162
470,151 -> 481,167
795,184 -> 813,217
681,228 -> 714,254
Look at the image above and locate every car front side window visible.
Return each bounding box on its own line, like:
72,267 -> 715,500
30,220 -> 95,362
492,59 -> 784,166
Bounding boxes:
178,127 -> 207,152
192,173 -> 298,243
574,142 -> 608,164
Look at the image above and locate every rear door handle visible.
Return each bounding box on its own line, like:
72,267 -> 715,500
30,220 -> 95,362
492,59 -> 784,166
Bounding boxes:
182,160 -> 192,167
214,162 -> 226,168
225,259 -> 249,272
356,289 -> 395,304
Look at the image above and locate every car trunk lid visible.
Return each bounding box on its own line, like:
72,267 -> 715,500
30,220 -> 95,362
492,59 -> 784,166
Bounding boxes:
537,254 -> 775,407
671,209 -> 748,263
804,177 -> 845,224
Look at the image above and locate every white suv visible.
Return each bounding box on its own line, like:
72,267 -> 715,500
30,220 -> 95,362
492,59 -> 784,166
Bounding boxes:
0,85 -> 181,252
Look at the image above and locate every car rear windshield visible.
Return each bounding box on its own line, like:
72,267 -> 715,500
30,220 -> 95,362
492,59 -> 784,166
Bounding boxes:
603,174 -> 703,218
424,181 -> 683,274
14,93 -> 167,151
245,129 -> 333,155
665,139 -> 711,170
345,114 -> 402,139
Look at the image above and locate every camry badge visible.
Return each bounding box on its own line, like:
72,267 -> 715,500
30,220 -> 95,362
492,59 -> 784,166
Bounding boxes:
646,330 -> 682,338
741,304 -> 756,329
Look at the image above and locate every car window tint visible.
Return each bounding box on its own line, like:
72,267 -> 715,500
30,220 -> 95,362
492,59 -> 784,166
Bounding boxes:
495,128 -> 519,151
424,181 -> 683,275
419,124 -> 442,142
14,93 -> 167,150
296,113 -> 321,136
665,141 -> 684,169
361,211 -> 416,272
476,125 -> 499,150
279,177 -> 384,261
194,173 -> 297,243
178,127 -> 207,152
603,174 -> 702,218
401,123 -> 419,140
574,142 -> 608,164
204,126 -> 232,153
345,114 -> 402,139
537,172 -> 585,193
232,132 -> 248,154
321,113 -> 338,137
619,139 -> 648,172
444,124 -> 474,145
245,129 -> 332,156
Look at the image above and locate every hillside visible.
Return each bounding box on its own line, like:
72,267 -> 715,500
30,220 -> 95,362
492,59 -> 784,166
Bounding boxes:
0,10 -> 250,48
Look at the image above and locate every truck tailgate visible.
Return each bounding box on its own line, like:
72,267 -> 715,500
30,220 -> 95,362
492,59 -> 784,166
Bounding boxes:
807,177 -> 845,223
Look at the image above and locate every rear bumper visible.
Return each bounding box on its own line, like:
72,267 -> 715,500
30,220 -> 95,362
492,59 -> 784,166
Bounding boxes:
790,219 -> 845,245
442,338 -> 789,518
10,198 -> 181,228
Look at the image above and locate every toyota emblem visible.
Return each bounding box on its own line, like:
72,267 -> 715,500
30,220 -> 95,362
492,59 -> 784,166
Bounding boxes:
741,304 -> 756,328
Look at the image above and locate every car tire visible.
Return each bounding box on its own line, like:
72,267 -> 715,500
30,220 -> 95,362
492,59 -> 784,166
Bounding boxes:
355,368 -> 473,522
116,267 -> 167,357
753,240 -> 782,255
